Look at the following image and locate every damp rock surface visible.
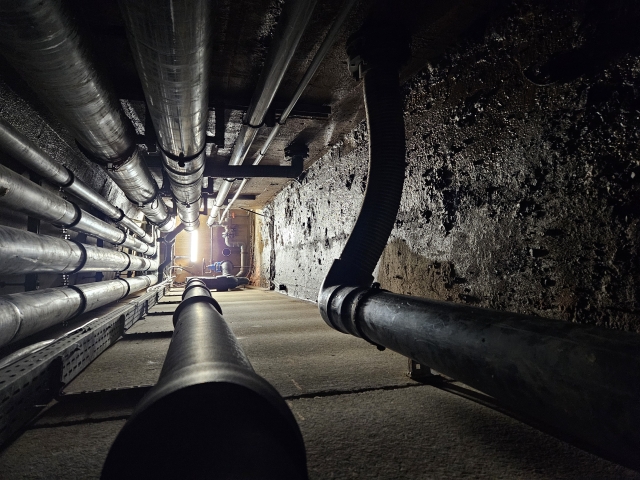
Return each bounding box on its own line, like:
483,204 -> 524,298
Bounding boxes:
257,0 -> 640,331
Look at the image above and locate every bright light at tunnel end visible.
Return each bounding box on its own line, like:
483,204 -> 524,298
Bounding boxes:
190,230 -> 198,263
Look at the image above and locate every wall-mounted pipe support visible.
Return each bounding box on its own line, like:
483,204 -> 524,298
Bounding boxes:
0,0 -> 172,230
0,275 -> 157,348
0,164 -> 155,255
0,118 -> 154,244
0,226 -> 157,275
102,277 -> 307,479
206,0 -> 317,226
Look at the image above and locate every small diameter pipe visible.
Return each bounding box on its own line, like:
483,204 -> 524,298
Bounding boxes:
219,0 -> 357,223
0,117 -> 154,244
102,278 -> 307,479
206,0 -> 317,226
0,275 -> 157,348
0,164 -> 155,255
0,226 -> 157,275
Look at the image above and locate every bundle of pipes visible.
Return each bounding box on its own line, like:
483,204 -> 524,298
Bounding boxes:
119,0 -> 210,232
0,226 -> 158,275
318,20 -> 640,469
0,274 -> 157,348
206,0 -> 317,226
218,0 -> 358,222
0,118 -> 154,245
0,164 -> 155,256
0,0 -> 173,231
102,278 -> 307,479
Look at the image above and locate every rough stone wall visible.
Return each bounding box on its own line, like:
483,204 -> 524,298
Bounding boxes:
257,0 -> 640,331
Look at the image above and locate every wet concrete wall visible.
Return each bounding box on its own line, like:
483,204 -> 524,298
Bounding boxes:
256,0 -> 640,331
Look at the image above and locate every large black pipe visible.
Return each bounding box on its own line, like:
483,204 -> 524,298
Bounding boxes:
318,18 -> 640,470
102,278 -> 308,479
320,285 -> 640,468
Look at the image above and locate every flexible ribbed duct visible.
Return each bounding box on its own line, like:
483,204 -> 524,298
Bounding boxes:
0,0 -> 172,230
119,0 -> 210,231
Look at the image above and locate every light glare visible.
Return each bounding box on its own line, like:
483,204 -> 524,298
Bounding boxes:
190,230 -> 198,263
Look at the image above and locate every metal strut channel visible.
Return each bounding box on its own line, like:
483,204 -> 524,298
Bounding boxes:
0,288 -> 164,447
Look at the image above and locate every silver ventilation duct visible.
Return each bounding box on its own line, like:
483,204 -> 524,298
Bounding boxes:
0,0 -> 173,231
119,0 -> 210,232
0,118 -> 155,245
0,275 -> 157,348
0,164 -> 156,256
0,226 -> 158,275
206,0 -> 317,226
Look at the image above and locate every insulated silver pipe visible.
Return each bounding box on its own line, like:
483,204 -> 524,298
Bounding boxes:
206,0 -> 317,226
0,226 -> 158,275
0,275 -> 157,348
219,0 -> 357,223
0,164 -> 155,255
119,0 -> 210,231
0,0 -> 172,231
0,117 -> 155,244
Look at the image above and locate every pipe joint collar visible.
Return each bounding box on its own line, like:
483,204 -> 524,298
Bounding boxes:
319,283 -> 365,337
159,144 -> 205,165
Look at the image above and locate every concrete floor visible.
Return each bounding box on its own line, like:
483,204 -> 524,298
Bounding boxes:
0,287 -> 637,479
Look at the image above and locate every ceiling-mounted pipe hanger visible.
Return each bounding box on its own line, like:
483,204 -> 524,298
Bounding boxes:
206,0 -> 318,227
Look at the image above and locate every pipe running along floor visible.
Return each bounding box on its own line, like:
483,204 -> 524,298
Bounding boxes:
0,287 -> 637,479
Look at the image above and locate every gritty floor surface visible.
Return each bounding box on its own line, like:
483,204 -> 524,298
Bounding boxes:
0,287 -> 637,479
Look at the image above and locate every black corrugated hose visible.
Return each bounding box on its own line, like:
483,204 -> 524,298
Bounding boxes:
321,21 -> 411,288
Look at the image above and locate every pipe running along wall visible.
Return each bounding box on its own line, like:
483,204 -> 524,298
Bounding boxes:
0,0 -> 173,231
219,0 -> 357,222
119,0 -> 210,232
0,274 -> 157,348
206,0 -> 317,226
318,21 -> 640,469
0,118 -> 154,245
102,278 -> 307,479
0,164 -> 155,256
0,226 -> 158,275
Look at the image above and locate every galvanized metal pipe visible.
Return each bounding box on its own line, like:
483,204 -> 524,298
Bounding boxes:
219,0 -> 357,222
0,118 -> 154,244
206,0 -> 317,225
0,164 -> 155,255
119,0 -> 210,231
0,226 -> 157,275
0,0 -> 172,230
102,278 -> 307,479
0,274 -> 157,348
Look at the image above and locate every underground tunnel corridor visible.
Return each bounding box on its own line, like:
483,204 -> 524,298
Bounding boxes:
0,0 -> 639,477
